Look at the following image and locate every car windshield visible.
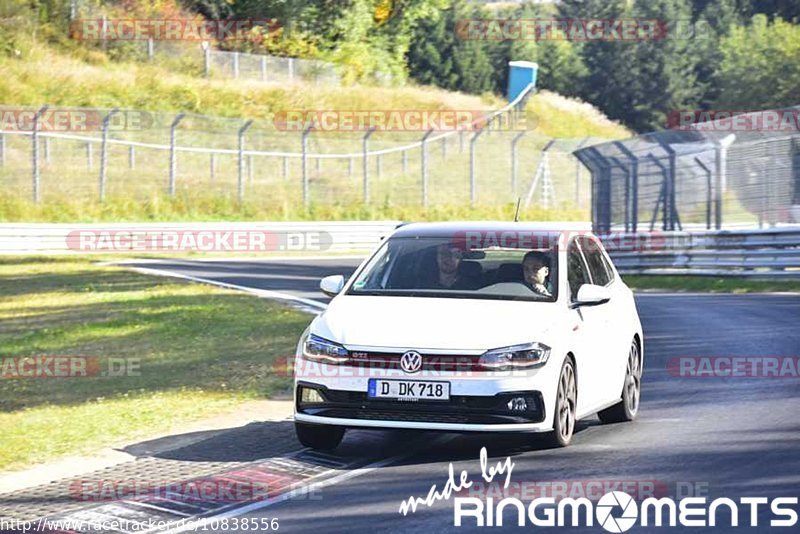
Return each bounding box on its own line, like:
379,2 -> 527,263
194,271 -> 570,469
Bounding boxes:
348,236 -> 558,301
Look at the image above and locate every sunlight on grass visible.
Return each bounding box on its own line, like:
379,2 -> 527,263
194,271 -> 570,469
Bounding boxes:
0,257 -> 310,470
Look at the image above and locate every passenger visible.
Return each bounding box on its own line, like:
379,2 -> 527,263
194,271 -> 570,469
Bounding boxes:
522,250 -> 552,297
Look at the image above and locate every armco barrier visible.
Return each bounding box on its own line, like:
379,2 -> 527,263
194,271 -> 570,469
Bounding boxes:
604,226 -> 800,278
0,222 -> 401,254
1,223 -> 798,278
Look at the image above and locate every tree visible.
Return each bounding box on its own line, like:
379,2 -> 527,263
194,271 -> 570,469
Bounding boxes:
407,1 -> 495,94
714,14 -> 800,110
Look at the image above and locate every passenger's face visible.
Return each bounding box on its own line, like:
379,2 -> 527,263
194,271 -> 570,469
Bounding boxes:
436,246 -> 461,274
524,258 -> 548,285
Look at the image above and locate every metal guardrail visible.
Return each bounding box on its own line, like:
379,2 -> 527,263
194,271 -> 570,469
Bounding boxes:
0,222 -> 400,255
604,226 -> 800,278
2,222 -> 798,278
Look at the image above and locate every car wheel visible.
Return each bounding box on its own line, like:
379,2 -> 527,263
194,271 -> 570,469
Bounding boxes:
598,339 -> 641,424
295,422 -> 345,450
546,357 -> 577,447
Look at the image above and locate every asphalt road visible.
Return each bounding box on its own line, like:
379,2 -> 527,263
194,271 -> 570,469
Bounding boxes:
125,258 -> 800,533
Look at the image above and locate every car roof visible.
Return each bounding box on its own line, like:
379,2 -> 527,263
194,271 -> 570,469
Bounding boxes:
390,221 -> 594,239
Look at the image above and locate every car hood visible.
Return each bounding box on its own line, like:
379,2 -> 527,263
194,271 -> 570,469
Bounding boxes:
311,295 -> 563,351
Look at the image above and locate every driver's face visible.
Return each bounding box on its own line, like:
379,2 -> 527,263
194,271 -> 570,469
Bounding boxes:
436,246 -> 461,274
524,259 -> 548,285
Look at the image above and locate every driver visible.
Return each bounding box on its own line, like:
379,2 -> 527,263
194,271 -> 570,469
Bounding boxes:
423,244 -> 478,290
522,250 -> 552,297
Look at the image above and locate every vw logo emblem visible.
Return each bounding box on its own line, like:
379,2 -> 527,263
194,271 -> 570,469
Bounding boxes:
400,351 -> 422,374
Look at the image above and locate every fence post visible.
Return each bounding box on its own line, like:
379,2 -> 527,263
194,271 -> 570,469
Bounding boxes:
169,113 -> 186,197
694,156 -> 713,230
43,137 -> 50,164
237,119 -> 254,203
302,123 -> 313,207
99,108 -> 120,202
86,142 -> 93,170
511,131 -> 526,197
233,52 -> 239,79
713,135 -> 735,230
202,42 -> 210,78
524,140 -> 556,209
469,129 -> 486,206
210,153 -> 216,181
421,129 -> 434,207
31,106 -> 48,203
459,130 -> 465,153
288,58 -> 295,82
147,38 -> 154,60
401,150 -> 407,174
283,156 -> 289,179
128,145 -> 135,169
316,157 -> 321,176
260,56 -> 267,82
613,141 -> 638,232
0,132 -> 5,166
348,157 -> 354,177
362,127 -> 376,203
441,135 -> 447,159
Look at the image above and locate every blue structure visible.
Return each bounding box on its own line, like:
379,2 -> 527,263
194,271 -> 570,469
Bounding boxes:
507,61 -> 538,102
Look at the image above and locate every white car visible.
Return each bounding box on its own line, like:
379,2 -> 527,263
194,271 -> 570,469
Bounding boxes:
293,222 -> 643,450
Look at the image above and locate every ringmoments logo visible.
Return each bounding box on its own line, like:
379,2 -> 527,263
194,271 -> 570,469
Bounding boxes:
398,447 -> 799,530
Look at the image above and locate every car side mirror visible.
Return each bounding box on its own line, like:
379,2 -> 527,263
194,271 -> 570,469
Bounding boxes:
574,284 -> 611,307
320,275 -> 345,297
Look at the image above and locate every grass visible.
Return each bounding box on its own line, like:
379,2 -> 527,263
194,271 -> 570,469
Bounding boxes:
0,256 -> 310,470
0,22 -> 629,223
624,275 -> 800,293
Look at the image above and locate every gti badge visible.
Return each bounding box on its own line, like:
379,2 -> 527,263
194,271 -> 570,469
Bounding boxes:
400,351 -> 422,374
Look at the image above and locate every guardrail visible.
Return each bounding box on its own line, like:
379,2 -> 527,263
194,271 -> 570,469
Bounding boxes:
2,222 -> 798,278
0,222 -> 401,255
604,226 -> 800,278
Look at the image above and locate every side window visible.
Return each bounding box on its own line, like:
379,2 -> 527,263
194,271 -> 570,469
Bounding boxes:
600,252 -> 616,284
580,237 -> 611,286
567,241 -> 591,300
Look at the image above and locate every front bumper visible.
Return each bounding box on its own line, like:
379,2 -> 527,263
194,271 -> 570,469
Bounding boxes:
295,382 -> 550,432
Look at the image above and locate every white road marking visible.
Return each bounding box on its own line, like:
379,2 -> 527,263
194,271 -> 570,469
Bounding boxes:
118,264 -> 327,314
155,437 -> 454,534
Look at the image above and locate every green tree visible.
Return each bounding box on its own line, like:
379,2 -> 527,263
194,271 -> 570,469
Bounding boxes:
714,14 -> 800,110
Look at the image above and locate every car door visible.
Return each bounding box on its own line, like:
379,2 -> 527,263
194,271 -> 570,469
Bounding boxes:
566,238 -> 606,415
578,236 -> 628,408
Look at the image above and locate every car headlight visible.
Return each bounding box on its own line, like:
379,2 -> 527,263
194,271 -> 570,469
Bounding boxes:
478,342 -> 551,371
302,333 -> 349,364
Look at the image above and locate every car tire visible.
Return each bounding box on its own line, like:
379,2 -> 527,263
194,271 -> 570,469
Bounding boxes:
598,339 -> 641,424
295,422 -> 345,450
545,357 -> 577,448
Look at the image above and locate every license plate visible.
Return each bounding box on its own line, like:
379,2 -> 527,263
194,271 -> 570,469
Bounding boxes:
367,379 -> 450,401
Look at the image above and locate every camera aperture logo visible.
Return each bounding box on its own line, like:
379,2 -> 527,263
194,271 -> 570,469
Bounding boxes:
398,448 -> 799,530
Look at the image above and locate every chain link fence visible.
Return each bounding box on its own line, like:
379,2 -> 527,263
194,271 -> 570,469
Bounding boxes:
575,108 -> 800,233
0,87 -> 608,213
